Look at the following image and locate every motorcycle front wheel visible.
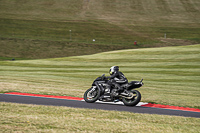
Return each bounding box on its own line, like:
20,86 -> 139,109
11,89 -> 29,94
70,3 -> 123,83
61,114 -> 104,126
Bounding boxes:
122,90 -> 141,106
84,87 -> 100,103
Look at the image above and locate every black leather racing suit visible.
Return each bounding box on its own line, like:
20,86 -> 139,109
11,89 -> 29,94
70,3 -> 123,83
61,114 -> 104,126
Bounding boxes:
106,71 -> 128,92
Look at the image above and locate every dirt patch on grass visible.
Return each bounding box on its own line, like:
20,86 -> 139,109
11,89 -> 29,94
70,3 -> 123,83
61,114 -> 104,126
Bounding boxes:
158,38 -> 197,46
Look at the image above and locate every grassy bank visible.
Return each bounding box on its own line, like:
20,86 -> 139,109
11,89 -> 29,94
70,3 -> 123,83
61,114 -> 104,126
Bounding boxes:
0,45 -> 199,108
0,0 -> 200,59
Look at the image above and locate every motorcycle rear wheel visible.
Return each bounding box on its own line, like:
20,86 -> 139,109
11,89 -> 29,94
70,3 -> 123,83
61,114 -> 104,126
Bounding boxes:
84,87 -> 100,103
122,90 -> 141,106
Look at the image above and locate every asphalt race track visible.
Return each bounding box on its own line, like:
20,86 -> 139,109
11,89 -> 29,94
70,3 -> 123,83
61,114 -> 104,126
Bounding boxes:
0,94 -> 199,118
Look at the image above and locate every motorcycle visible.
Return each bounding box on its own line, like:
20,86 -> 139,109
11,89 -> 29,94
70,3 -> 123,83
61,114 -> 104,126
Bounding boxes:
84,74 -> 143,106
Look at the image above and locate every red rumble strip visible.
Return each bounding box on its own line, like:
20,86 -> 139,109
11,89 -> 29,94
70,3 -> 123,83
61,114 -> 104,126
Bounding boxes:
5,92 -> 200,112
5,92 -> 84,101
141,103 -> 200,113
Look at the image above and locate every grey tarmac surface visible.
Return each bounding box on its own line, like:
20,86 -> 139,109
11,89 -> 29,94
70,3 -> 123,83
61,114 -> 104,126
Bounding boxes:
0,94 -> 199,118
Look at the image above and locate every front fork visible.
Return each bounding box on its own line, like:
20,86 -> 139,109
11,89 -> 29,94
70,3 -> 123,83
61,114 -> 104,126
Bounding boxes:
94,82 -> 105,95
89,86 -> 96,93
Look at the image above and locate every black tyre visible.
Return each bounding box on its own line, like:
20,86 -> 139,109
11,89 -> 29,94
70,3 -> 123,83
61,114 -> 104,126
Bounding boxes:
122,90 -> 141,106
84,87 -> 100,103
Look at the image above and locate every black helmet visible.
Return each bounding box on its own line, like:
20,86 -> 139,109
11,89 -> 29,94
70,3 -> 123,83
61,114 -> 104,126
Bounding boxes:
109,66 -> 119,75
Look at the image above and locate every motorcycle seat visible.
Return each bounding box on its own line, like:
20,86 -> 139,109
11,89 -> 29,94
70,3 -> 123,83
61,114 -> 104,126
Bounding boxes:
121,83 -> 129,88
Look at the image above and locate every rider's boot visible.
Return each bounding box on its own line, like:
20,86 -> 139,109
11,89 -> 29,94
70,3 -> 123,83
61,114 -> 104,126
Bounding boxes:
114,83 -> 124,93
117,87 -> 124,92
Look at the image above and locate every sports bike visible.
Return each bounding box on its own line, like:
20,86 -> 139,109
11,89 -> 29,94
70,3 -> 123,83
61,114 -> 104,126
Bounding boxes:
84,74 -> 143,106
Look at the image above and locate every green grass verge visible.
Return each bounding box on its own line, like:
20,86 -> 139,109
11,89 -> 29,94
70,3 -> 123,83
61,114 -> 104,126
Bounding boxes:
0,44 -> 199,109
1,102 -> 200,133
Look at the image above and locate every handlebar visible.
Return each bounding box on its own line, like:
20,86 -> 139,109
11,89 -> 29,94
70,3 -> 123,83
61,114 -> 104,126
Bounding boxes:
101,74 -> 106,80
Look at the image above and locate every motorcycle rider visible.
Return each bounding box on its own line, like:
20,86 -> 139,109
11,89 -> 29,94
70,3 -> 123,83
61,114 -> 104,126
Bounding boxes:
106,66 -> 128,93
